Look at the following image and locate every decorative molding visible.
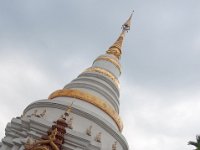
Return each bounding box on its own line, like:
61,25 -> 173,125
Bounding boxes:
78,73 -> 120,96
48,89 -> 123,131
94,56 -> 121,73
3,117 -> 102,150
23,101 -> 129,150
69,77 -> 119,98
84,67 -> 120,88
25,128 -> 59,150
64,82 -> 119,112
27,109 -> 46,118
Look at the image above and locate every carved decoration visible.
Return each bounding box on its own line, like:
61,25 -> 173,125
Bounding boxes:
21,112 -> 25,118
66,117 -> 73,129
27,109 -> 47,118
48,89 -> 123,131
39,109 -> 46,118
25,128 -> 59,150
112,141 -> 117,150
86,125 -> 92,136
32,110 -> 38,116
26,136 -> 36,145
65,102 -> 73,116
25,108 -> 73,150
95,132 -> 102,143
60,103 -> 74,129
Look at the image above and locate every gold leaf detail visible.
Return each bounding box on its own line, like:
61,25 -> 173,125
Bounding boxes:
48,89 -> 123,131
94,56 -> 121,73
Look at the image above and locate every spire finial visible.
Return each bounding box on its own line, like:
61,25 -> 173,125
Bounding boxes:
122,10 -> 134,32
106,11 -> 133,59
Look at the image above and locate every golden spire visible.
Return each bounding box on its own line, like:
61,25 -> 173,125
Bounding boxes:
106,11 -> 133,59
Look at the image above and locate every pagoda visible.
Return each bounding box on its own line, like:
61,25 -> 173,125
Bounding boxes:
0,13 -> 132,150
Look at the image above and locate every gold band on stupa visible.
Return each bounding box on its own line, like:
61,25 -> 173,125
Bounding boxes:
84,67 -> 120,88
106,32 -> 124,59
48,89 -> 123,131
94,56 -> 121,73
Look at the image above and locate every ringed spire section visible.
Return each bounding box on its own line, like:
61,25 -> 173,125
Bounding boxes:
48,12 -> 133,132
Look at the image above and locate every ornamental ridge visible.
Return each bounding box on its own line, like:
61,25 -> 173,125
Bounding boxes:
48,89 -> 123,131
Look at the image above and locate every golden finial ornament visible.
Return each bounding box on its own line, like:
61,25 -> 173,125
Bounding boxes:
106,11 -> 133,59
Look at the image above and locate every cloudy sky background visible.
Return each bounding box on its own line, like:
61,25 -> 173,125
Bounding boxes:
0,0 -> 200,150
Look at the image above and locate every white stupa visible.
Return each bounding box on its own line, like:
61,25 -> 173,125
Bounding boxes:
0,13 -> 133,150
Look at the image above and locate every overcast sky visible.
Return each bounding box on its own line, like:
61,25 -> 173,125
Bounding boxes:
0,0 -> 200,150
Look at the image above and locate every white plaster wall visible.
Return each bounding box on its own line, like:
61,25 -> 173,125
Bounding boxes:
93,54 -> 121,78
24,98 -> 119,130
68,87 -> 117,111
93,61 -> 120,78
69,77 -> 119,100
55,97 -> 119,130
74,75 -> 119,98
67,79 -> 118,101
64,81 -> 119,112
78,73 -> 120,98
23,106 -> 124,150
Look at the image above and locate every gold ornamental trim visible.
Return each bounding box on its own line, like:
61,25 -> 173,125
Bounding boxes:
25,128 -> 59,150
84,67 -> 120,88
48,89 -> 123,131
106,33 -> 124,60
94,56 -> 121,73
